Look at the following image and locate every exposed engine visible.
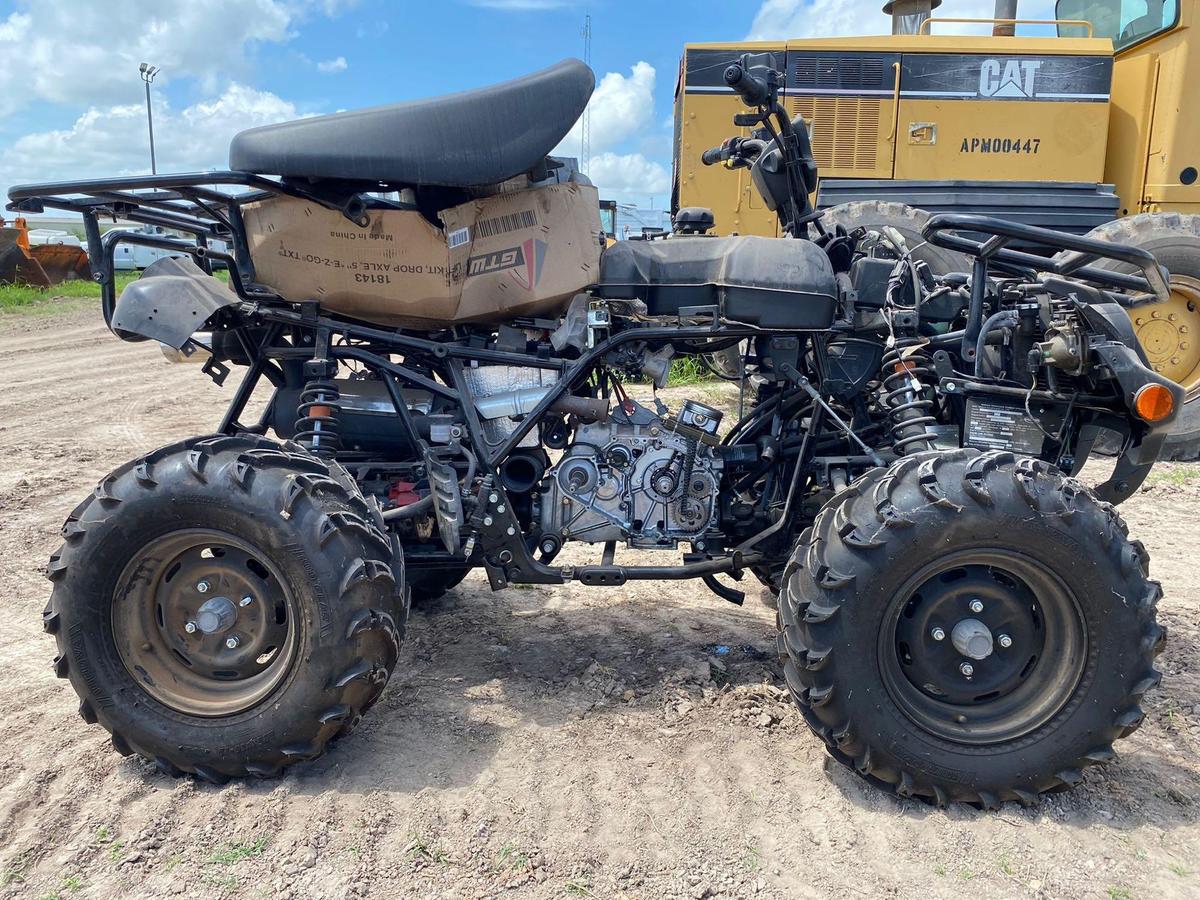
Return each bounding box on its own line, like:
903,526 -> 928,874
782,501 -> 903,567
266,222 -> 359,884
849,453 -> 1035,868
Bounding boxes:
539,397 -> 723,549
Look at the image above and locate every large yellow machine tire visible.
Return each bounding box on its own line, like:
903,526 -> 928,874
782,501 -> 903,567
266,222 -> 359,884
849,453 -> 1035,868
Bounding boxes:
820,201 -> 970,275
1077,214 -> 1200,461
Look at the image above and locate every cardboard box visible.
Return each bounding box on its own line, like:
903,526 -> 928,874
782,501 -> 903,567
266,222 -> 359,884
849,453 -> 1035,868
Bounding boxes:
242,182 -> 603,328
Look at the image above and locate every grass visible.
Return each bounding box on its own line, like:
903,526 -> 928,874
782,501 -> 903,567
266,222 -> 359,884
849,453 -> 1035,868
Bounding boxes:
1148,465 -> 1200,487
2,849 -> 34,886
0,272 -> 139,312
0,266 -> 229,312
1169,862 -> 1190,877
406,833 -> 449,864
207,836 -> 268,866
1107,888 -> 1134,900
742,844 -> 763,872
666,356 -> 713,387
495,843 -> 530,871
202,873 -> 239,890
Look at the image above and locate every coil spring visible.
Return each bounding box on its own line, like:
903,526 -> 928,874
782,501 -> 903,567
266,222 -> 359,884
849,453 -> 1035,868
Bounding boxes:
881,341 -> 937,455
294,379 -> 341,457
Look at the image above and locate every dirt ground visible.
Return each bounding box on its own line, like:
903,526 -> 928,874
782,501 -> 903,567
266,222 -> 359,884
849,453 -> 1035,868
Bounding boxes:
0,307 -> 1198,900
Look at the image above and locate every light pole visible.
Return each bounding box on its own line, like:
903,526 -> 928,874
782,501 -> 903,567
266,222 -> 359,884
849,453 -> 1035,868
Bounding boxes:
139,63 -> 159,174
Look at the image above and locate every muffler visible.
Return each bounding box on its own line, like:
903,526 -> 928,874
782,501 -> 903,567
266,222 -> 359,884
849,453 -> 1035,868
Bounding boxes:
159,334 -> 212,363
883,0 -> 941,34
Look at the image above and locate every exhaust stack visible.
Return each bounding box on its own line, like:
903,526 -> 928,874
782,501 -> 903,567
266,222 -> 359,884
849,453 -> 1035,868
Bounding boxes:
993,0 -> 1018,36
882,0 -> 941,35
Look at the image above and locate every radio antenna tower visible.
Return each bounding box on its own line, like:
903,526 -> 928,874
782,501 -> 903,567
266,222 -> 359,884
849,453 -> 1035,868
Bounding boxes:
580,13 -> 592,174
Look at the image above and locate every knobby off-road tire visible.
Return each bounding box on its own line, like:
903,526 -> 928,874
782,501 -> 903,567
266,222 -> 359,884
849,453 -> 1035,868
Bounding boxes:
778,448 -> 1165,807
1078,214 -> 1200,460
820,201 -> 971,275
42,434 -> 407,782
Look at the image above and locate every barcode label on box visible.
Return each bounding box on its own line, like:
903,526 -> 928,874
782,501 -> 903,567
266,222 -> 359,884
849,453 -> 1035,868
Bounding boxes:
475,209 -> 538,239
447,227 -> 471,249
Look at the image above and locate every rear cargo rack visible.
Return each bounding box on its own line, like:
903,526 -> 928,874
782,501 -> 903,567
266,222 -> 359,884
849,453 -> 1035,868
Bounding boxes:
6,171 -> 381,327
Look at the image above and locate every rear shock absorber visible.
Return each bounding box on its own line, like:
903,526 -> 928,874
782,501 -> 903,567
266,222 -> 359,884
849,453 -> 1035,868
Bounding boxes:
881,339 -> 937,455
294,376 -> 341,458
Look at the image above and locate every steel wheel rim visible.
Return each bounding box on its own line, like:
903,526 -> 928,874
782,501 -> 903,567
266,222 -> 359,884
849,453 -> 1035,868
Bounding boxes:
879,549 -> 1087,746
1131,275 -> 1200,399
112,529 -> 299,717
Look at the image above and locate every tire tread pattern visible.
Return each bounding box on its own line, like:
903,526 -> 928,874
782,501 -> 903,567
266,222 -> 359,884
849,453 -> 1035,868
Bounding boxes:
42,434 -> 406,780
778,448 -> 1164,806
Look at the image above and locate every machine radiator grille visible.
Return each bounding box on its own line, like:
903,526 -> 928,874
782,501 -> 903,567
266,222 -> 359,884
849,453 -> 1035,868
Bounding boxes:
794,56 -> 886,90
789,96 -> 881,171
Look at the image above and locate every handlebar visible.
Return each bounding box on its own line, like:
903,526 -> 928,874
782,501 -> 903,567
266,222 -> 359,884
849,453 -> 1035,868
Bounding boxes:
723,63 -> 770,107
701,137 -> 768,168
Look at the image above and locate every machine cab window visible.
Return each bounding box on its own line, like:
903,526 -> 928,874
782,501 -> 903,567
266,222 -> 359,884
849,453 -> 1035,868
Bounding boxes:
1056,0 -> 1180,49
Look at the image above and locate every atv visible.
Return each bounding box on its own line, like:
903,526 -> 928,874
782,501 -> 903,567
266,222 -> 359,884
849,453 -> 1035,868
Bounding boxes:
10,54 -> 1175,807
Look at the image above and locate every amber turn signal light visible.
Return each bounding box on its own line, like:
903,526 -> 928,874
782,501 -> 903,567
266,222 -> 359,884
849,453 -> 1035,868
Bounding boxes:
1133,383 -> 1175,423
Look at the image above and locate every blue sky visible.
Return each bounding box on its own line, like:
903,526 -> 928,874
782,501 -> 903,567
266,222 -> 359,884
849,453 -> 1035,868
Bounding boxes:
0,0 -> 1056,206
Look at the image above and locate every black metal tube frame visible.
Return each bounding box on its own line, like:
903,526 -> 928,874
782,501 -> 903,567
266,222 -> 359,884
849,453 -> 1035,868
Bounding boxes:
922,213 -> 1172,301
7,170 -> 381,333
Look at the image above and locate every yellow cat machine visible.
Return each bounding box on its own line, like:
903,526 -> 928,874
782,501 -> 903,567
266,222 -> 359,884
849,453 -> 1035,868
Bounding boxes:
673,0 -> 1200,457
599,198 -> 619,245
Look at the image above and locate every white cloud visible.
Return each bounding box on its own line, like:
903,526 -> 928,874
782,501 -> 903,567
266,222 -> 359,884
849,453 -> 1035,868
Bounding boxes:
587,152 -> 671,203
746,0 -> 1057,39
1,85 -> 299,194
317,56 -> 349,73
546,61 -> 669,204
554,61 -> 657,160
0,0 -> 336,116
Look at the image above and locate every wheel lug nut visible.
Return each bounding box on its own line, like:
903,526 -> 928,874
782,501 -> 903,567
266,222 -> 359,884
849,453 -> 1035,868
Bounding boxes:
196,580 -> 210,593
239,595 -> 253,607
184,621 -> 197,634
998,634 -> 1012,648
969,599 -> 984,614
960,662 -> 974,677
930,626 -> 946,641
225,635 -> 240,650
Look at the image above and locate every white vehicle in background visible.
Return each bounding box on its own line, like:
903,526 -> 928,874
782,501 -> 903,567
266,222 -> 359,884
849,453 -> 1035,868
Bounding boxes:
26,228 -> 84,248
112,224 -> 229,270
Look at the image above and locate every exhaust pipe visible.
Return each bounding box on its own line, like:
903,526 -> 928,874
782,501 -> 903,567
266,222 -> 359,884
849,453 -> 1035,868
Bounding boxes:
993,0 -> 1018,36
159,334 -> 212,363
882,0 -> 941,35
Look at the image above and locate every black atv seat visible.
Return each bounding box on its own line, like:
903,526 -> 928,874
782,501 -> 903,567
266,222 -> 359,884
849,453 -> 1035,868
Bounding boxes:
228,58 -> 594,188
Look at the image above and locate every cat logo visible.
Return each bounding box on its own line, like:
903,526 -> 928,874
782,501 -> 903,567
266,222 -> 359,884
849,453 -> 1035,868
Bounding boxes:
978,59 -> 1042,98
